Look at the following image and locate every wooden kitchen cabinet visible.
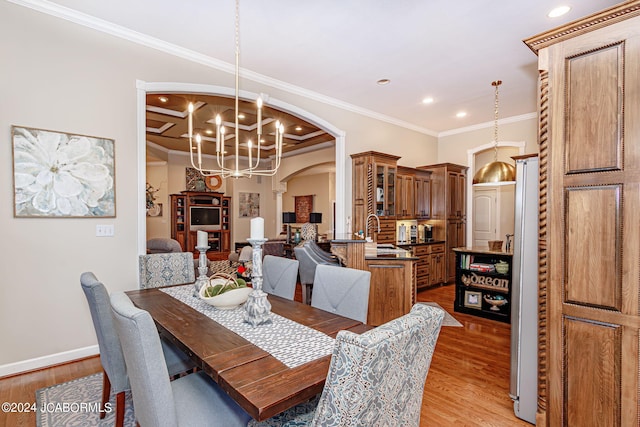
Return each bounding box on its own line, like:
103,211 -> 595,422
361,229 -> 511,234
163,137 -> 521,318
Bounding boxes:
525,3 -> 640,424
398,242 -> 445,290
365,257 -> 416,326
396,167 -> 415,219
429,243 -> 446,286
418,163 -> 467,282
414,171 -> 431,219
351,152 -> 400,240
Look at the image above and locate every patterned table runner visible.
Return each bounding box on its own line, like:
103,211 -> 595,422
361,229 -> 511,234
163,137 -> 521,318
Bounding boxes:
160,285 -> 335,368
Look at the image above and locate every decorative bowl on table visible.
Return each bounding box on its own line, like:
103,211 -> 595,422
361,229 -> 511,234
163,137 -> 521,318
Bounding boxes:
199,274 -> 252,310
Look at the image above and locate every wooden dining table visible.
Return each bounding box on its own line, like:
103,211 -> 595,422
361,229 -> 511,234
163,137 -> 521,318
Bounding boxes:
126,286 -> 371,421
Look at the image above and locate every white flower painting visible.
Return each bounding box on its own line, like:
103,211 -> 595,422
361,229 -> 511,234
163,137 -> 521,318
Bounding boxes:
12,126 -> 115,217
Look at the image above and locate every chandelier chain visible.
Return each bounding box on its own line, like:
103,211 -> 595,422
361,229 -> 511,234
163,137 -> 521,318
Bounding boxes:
492,80 -> 502,161
186,0 -> 283,179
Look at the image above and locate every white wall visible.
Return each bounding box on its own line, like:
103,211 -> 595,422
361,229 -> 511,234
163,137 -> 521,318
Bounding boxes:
0,2 -> 438,373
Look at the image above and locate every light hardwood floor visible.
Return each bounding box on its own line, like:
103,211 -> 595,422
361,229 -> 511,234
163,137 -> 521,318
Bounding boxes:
0,284 -> 532,426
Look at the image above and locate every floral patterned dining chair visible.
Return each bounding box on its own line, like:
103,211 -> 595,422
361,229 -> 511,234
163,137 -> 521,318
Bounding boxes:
248,303 -> 445,427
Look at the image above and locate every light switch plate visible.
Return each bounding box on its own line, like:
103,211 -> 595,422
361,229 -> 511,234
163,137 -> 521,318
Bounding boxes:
96,224 -> 115,237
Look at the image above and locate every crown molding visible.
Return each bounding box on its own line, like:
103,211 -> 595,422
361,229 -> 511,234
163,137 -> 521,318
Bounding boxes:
438,112 -> 538,138
9,0 -> 438,137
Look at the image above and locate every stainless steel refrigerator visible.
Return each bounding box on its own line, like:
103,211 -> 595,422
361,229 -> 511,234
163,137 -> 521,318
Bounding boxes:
509,155 -> 539,424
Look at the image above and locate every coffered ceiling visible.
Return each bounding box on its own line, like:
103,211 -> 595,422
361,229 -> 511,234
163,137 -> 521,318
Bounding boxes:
146,93 -> 334,159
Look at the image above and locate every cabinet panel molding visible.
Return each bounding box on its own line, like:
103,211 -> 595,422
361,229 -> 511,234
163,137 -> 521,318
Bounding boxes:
564,185 -> 621,310
563,316 -> 621,427
566,42 -> 624,174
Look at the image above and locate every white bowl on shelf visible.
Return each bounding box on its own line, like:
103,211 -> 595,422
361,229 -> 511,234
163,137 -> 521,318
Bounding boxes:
199,281 -> 252,310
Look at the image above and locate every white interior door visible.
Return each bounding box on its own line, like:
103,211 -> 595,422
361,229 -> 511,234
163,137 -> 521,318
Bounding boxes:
473,188 -> 497,247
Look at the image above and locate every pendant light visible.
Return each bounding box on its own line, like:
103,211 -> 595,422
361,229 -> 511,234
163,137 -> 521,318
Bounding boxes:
472,80 -> 516,186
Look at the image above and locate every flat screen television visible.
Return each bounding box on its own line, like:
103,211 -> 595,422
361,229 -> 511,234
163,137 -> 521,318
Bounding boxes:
190,206 -> 221,231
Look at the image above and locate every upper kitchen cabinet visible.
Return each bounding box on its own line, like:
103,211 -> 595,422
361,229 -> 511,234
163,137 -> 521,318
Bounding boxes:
525,2 -> 640,425
351,151 -> 400,238
396,166 -> 415,219
414,169 -> 432,219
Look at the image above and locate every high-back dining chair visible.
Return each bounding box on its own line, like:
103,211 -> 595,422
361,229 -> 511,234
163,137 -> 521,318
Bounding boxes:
311,264 -> 371,324
109,291 -> 251,427
80,272 -> 195,427
294,242 -> 340,305
139,252 -> 195,289
248,303 -> 445,427
262,255 -> 299,300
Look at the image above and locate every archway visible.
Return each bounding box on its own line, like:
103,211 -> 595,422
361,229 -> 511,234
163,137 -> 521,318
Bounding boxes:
466,141 -> 526,247
136,80 -> 346,254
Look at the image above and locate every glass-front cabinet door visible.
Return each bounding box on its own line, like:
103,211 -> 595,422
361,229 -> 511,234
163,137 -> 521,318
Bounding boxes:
376,164 -> 396,217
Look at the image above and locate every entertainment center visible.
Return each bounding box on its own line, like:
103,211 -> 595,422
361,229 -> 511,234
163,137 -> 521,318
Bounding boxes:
170,191 -> 231,257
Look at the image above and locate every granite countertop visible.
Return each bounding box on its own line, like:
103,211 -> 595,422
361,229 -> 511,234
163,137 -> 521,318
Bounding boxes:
364,245 -> 418,261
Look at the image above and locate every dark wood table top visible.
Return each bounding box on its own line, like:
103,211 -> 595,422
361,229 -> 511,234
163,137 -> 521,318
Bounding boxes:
126,287 -> 370,421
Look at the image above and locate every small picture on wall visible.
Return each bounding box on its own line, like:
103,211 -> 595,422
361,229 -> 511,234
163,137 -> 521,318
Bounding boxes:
12,125 -> 115,218
239,192 -> 260,218
295,195 -> 313,223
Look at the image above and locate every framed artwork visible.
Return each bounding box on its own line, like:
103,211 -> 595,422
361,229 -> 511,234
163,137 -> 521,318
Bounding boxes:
147,203 -> 163,217
12,125 -> 115,218
294,195 -> 313,223
186,167 -> 222,192
239,192 -> 260,218
464,290 -> 482,309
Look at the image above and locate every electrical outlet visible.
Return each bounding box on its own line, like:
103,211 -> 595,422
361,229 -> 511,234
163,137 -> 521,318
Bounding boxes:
96,224 -> 115,237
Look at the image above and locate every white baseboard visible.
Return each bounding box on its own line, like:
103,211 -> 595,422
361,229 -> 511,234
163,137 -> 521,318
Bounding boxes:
0,345 -> 99,378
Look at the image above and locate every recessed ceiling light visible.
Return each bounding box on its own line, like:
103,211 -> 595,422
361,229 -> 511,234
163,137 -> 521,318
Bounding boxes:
158,96 -> 168,103
295,126 -> 302,131
205,129 -> 213,135
548,5 -> 571,18
456,111 -> 467,118
422,97 -> 434,104
377,79 -> 391,85
238,113 -> 245,119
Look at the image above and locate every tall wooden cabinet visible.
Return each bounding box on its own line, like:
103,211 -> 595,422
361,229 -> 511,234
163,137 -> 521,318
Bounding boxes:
351,152 -> 400,243
170,191 -> 231,256
418,163 -> 467,282
525,3 -> 640,425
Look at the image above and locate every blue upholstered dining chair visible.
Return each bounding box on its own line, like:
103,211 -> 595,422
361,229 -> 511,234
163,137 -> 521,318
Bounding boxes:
80,272 -> 195,427
262,255 -> 299,300
109,291 -> 252,427
248,303 -> 445,427
311,264 -> 371,324
294,242 -> 340,305
139,252 -> 196,289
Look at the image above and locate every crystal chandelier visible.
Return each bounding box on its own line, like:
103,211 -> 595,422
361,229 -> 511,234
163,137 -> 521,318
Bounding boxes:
187,0 -> 283,179
472,80 -> 516,186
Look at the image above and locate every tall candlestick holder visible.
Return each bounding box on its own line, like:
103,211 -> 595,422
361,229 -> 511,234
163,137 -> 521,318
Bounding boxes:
194,245 -> 210,297
244,238 -> 272,326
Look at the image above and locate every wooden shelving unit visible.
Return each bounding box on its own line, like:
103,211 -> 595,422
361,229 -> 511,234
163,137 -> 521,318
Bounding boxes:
170,191 -> 231,257
453,247 -> 512,323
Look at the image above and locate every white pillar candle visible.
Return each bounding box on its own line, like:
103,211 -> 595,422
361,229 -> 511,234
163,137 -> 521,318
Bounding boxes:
197,230 -> 208,247
250,217 -> 264,240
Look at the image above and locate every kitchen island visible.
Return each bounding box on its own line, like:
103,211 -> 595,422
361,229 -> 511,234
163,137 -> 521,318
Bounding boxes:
331,237 -> 417,326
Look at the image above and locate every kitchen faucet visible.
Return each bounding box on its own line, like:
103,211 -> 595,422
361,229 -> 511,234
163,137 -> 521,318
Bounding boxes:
365,213 -> 381,240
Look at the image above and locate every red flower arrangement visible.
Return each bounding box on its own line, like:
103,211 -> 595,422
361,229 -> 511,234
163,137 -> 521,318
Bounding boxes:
237,265 -> 247,275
